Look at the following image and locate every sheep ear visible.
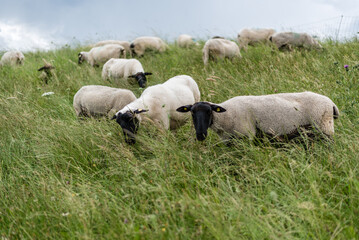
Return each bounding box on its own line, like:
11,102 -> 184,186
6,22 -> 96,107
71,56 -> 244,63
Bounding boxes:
210,104 -> 226,113
134,109 -> 148,114
144,72 -> 152,76
176,105 -> 192,112
78,53 -> 82,57
112,112 -> 122,120
129,75 -> 135,78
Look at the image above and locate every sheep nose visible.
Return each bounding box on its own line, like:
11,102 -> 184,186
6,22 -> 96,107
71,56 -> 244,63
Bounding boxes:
123,131 -> 136,145
139,80 -> 146,88
196,132 -> 207,141
125,138 -> 136,145
124,135 -> 136,144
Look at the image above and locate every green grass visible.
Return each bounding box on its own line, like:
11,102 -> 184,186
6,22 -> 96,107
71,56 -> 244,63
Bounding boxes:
1,41 -> 359,239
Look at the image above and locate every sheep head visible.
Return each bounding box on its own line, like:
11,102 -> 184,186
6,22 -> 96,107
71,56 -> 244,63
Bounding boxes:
177,102 -> 226,141
113,109 -> 148,144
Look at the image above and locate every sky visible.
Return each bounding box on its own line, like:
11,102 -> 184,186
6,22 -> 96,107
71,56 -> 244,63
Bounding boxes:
0,0 -> 358,51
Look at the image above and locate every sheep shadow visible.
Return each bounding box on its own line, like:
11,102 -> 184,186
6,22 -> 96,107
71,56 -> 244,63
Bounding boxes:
221,125 -> 335,151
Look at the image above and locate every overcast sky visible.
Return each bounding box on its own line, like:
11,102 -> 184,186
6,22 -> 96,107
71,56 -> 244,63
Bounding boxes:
0,0 -> 358,51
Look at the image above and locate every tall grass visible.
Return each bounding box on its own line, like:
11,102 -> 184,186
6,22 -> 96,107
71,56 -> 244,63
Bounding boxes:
1,41 -> 359,239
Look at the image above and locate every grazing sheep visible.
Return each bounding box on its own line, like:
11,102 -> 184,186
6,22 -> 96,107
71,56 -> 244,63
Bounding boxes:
237,28 -> 276,51
177,92 -> 339,141
73,85 -> 136,118
78,44 -> 126,67
38,62 -> 55,84
0,51 -> 25,66
177,34 -> 198,48
202,38 -> 241,65
130,36 -> 167,57
93,40 -> 132,57
102,58 -> 152,88
113,75 -> 200,144
270,32 -> 322,51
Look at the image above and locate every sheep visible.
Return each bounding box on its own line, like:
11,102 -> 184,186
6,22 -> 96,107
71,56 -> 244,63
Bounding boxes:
237,28 -> 276,51
112,75 -> 200,144
270,32 -> 322,51
202,38 -> 241,65
177,34 -> 198,48
78,44 -> 126,67
38,62 -> 55,84
73,85 -> 136,118
93,40 -> 132,57
0,51 -> 25,66
130,36 -> 167,57
102,58 -> 152,88
176,92 -> 339,141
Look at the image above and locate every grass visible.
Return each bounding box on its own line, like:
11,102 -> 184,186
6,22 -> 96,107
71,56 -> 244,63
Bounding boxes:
1,40 -> 359,239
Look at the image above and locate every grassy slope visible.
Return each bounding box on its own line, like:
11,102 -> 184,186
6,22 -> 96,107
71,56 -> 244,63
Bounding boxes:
0,41 -> 359,239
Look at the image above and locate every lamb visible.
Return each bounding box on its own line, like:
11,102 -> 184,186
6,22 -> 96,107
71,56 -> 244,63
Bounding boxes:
202,38 -> 241,65
93,40 -> 132,57
177,92 -> 339,141
237,28 -> 276,51
130,36 -> 167,57
0,51 -> 25,66
112,75 -> 201,144
177,34 -> 198,48
73,85 -> 136,118
270,32 -> 322,51
78,44 -> 126,67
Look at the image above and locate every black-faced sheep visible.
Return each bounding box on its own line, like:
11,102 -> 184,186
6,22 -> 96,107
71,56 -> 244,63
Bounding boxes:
112,75 -> 200,144
102,58 -> 152,88
130,36 -> 167,57
78,44 -> 126,67
270,32 -> 322,51
0,51 -> 25,66
202,38 -> 241,65
38,62 -> 55,84
73,85 -> 136,118
177,92 -> 339,141
237,28 -> 276,51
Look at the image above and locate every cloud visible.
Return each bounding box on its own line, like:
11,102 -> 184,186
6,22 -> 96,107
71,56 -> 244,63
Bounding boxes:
0,21 -> 64,52
0,0 -> 358,51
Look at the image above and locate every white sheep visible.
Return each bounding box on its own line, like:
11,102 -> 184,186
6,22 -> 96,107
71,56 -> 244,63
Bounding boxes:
73,85 -> 136,118
177,92 -> 339,141
0,51 -> 25,66
270,32 -> 322,51
177,34 -> 198,48
78,44 -> 126,67
202,38 -> 241,65
102,58 -> 152,88
237,28 -> 276,51
113,75 -> 201,144
93,40 -> 132,57
130,36 -> 167,57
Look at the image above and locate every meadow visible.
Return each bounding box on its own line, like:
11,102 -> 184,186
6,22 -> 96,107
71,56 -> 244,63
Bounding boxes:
1,40 -> 359,239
